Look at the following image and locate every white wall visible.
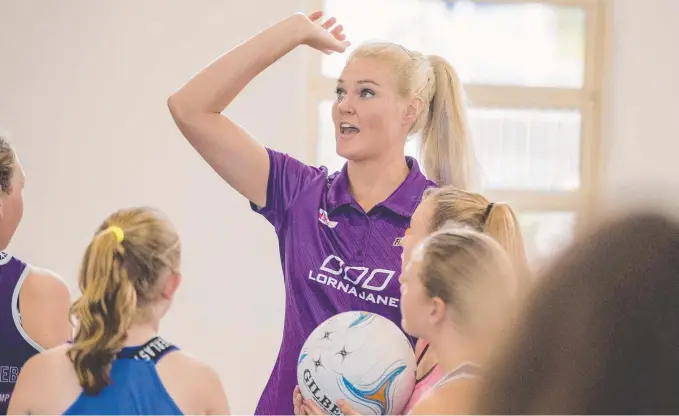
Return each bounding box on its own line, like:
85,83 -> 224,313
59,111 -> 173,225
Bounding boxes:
602,0 -> 679,214
2,0 -> 679,413
0,0 -> 311,413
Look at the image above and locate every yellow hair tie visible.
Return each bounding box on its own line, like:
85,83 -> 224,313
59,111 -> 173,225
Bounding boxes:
106,226 -> 125,243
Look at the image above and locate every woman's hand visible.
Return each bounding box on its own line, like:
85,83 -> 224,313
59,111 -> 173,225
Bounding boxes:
293,385 -> 322,415
296,11 -> 350,55
293,385 -> 308,415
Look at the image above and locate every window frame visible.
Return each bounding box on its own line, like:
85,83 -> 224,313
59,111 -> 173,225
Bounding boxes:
304,0 -> 609,225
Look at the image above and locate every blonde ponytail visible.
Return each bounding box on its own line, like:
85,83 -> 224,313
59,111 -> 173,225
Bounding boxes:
67,208 -> 182,396
484,203 -> 530,281
424,187 -> 530,284
420,55 -> 474,189
68,227 -> 137,395
348,44 -> 475,189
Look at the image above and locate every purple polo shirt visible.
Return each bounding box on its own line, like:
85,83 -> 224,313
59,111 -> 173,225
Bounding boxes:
250,148 -> 435,415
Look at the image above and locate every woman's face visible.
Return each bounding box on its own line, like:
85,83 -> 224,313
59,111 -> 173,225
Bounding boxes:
398,199 -> 438,338
398,252 -> 433,338
332,57 -> 414,162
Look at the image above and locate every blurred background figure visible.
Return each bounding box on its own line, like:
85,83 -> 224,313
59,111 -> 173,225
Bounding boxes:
476,211 -> 679,414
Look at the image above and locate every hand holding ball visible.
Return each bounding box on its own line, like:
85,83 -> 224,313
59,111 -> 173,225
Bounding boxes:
296,311 -> 417,415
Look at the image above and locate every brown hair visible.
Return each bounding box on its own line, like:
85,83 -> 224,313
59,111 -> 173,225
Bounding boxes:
349,43 -> 475,189
67,207 -> 181,395
477,212 -> 679,414
424,187 -> 530,282
416,225 -> 518,338
0,134 -> 16,194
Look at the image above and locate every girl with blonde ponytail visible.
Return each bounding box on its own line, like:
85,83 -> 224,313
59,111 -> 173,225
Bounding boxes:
8,207 -> 230,415
399,187 -> 529,414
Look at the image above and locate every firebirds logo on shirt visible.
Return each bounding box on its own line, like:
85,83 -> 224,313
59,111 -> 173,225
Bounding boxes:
318,209 -> 338,229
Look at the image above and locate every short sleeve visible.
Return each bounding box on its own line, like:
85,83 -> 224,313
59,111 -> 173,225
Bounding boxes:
250,147 -> 325,231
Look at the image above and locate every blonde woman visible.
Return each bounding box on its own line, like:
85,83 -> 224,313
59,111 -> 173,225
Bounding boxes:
400,187 -> 529,413
8,208 -> 229,415
168,9 -> 476,414
401,226 -> 519,414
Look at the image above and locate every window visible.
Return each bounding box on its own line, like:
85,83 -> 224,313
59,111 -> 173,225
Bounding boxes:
308,0 -> 607,266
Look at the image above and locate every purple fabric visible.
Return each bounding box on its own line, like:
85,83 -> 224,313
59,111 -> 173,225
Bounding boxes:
0,252 -> 39,414
251,148 -> 435,414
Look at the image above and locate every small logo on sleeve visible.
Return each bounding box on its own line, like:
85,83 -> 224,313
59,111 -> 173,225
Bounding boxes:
393,227 -> 408,247
318,209 -> 338,229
